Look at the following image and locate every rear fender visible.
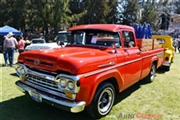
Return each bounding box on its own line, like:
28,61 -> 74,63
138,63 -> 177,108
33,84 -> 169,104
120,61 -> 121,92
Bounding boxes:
151,56 -> 158,68
164,49 -> 173,63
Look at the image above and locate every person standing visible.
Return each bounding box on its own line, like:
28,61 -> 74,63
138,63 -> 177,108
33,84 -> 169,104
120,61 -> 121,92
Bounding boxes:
3,32 -> 18,67
2,35 -> 8,66
178,40 -> 180,53
173,39 -> 178,53
17,36 -> 26,54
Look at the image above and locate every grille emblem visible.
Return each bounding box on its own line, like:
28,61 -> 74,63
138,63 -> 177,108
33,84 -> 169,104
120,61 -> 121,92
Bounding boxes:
34,58 -> 40,65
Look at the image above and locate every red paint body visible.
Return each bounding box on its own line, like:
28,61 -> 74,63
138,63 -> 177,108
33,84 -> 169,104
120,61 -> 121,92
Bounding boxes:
18,24 -> 164,106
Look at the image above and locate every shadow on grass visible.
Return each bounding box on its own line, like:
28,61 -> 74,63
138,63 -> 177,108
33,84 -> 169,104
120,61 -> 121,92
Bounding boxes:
10,73 -> 19,77
0,95 -> 95,120
156,67 -> 166,74
0,72 -> 162,120
0,81 -> 149,120
0,64 -> 8,67
114,80 -> 148,105
114,68 -> 167,105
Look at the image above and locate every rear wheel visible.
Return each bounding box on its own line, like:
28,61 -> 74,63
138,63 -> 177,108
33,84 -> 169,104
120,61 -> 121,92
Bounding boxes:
86,82 -> 115,119
145,63 -> 156,83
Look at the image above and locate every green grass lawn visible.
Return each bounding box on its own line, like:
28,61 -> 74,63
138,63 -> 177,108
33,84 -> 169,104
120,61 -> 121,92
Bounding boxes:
0,52 -> 180,120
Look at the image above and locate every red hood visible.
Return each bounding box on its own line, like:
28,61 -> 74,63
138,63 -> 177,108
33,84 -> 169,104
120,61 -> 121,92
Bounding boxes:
18,47 -> 117,74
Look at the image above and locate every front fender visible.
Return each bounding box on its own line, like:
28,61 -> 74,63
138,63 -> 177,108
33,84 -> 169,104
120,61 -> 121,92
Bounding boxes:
76,69 -> 124,106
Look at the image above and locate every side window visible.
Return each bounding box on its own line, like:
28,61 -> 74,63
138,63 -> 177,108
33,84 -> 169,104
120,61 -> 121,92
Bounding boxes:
156,38 -> 165,44
122,31 -> 135,48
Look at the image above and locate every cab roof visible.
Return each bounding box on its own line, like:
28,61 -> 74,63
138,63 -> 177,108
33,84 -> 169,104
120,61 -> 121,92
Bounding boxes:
68,24 -> 134,32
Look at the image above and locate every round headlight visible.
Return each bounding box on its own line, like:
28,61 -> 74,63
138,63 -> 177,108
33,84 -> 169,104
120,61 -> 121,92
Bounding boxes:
20,68 -> 26,76
60,79 -> 67,88
16,66 -> 25,76
17,66 -> 22,72
68,81 -> 74,90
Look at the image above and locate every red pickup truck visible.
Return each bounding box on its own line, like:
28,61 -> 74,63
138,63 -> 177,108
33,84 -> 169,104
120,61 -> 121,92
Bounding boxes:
15,24 -> 164,119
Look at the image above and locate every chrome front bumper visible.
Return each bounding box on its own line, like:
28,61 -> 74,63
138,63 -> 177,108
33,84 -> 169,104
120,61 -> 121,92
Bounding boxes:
15,81 -> 86,113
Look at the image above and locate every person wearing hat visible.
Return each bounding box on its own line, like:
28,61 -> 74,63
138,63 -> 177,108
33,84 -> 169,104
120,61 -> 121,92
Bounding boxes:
3,32 -> 18,67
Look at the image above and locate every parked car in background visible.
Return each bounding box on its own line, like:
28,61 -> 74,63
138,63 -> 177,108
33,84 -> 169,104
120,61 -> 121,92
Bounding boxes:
54,31 -> 71,46
25,31 -> 73,51
25,38 -> 60,51
31,38 -> 46,44
152,35 -> 175,71
25,42 -> 60,51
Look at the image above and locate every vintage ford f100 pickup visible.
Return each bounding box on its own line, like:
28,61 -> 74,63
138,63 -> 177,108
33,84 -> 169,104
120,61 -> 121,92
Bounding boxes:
15,24 -> 164,119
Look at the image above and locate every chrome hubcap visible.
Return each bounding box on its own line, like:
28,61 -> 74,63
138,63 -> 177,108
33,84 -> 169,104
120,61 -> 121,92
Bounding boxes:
150,65 -> 155,81
98,88 -> 114,115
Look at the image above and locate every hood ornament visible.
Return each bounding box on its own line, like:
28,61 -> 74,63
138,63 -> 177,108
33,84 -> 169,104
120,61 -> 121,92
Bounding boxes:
34,58 -> 40,65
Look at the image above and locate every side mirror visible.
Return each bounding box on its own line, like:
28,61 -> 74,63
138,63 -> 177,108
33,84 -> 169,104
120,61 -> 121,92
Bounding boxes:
111,43 -> 118,53
111,43 -> 120,48
129,41 -> 135,47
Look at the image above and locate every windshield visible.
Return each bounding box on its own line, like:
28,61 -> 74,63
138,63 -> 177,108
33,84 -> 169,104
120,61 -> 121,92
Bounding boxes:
70,30 -> 121,47
54,32 -> 71,43
32,39 -> 45,44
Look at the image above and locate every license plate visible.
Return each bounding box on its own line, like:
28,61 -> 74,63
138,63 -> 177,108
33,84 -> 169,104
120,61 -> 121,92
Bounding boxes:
30,90 -> 42,103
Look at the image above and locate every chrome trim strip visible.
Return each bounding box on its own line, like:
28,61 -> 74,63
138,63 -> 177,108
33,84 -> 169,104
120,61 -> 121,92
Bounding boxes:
124,58 -> 142,65
27,69 -> 55,81
84,63 -> 124,78
55,74 -> 80,93
16,81 -> 86,113
56,74 -> 79,81
84,51 -> 164,77
142,51 -> 164,59
84,57 -> 142,77
25,81 -> 69,99
16,64 -> 55,81
98,61 -> 115,68
25,80 -> 58,91
29,67 -> 57,75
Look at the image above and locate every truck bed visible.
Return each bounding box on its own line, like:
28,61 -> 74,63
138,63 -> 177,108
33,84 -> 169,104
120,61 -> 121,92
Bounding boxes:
136,38 -> 163,51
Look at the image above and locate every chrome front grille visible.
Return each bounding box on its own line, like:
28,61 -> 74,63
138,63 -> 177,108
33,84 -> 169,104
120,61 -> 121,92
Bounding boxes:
26,74 -> 59,91
16,64 -> 76,100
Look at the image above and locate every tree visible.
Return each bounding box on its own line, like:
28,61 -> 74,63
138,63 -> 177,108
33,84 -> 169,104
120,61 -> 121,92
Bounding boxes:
0,0 -> 26,29
139,0 -> 161,31
174,0 -> 180,14
103,0 -> 119,24
0,1 -> 6,26
70,0 -> 118,24
119,0 -> 140,25
156,0 -> 173,31
68,0 -> 87,26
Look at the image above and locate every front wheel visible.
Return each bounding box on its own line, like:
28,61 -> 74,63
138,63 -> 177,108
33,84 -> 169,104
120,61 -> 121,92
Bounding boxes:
145,63 -> 156,83
86,82 -> 115,119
